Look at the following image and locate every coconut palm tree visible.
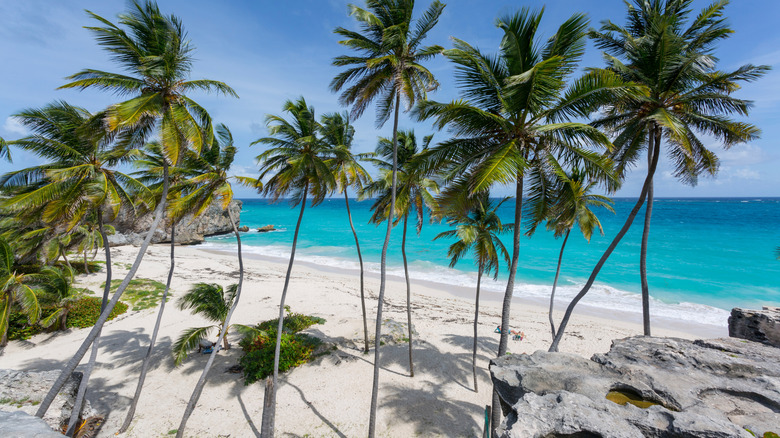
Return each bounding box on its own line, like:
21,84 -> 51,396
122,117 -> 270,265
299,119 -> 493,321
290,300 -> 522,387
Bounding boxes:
35,1 -> 235,419
0,239 -> 40,347
541,166 -> 613,340
331,1 -> 444,432
33,266 -> 82,331
252,97 -> 334,436
433,194 -> 511,392
414,9 -> 614,431
0,137 -> 10,162
320,112 -> 373,353
363,129 -> 438,377
549,0 -> 769,350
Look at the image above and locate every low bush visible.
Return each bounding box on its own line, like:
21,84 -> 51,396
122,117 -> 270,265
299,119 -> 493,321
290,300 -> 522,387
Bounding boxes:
67,297 -> 128,328
7,311 -> 47,340
102,278 -> 168,311
239,308 -> 326,385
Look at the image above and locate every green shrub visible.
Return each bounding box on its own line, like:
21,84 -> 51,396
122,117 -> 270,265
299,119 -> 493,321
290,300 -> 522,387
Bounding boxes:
7,311 -> 47,340
67,297 -> 128,328
101,278 -> 168,311
239,308 -> 326,385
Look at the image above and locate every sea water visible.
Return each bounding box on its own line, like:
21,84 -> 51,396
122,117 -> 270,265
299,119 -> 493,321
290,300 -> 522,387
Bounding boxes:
201,198 -> 780,327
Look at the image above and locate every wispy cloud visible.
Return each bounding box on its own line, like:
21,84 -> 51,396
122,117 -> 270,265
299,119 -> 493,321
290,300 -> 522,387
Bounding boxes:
2,117 -> 26,135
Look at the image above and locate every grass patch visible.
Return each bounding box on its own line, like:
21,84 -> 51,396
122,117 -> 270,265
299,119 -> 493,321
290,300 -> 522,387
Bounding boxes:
102,278 -> 169,311
67,297 -> 128,328
239,308 -> 325,385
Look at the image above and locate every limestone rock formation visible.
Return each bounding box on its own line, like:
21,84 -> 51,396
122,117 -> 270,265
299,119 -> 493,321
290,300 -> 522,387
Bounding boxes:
257,224 -> 275,232
729,307 -> 780,348
490,336 -> 780,437
107,199 -> 242,246
0,369 -> 98,432
0,411 -> 64,437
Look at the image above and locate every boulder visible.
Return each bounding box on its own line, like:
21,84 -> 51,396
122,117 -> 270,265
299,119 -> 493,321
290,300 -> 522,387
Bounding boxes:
729,307 -> 780,347
257,224 -> 275,232
107,199 -> 242,246
238,225 -> 249,232
0,411 -> 64,437
0,369 -> 98,432
490,336 -> 780,437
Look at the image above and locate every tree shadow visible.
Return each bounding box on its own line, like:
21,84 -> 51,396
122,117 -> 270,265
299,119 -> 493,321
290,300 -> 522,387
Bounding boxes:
286,382 -> 347,438
441,334 -> 500,361
237,393 -> 261,438
379,340 -> 475,391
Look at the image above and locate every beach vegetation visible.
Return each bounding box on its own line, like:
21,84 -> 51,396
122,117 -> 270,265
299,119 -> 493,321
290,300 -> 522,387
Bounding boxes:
102,278 -> 169,311
321,111 -> 373,354
239,308 -> 326,385
0,238 -> 41,347
364,129 -> 439,378
331,0 -> 445,435
66,297 -> 129,329
435,194 -> 512,392
252,96 -> 335,434
549,0 -> 770,351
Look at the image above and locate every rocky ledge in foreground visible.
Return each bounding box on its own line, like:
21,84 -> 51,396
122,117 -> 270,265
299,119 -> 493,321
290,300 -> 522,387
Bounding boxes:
490,336 -> 780,438
107,199 -> 242,246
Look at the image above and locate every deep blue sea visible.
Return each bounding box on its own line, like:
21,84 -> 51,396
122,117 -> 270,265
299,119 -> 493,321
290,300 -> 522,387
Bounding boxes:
202,198 -> 780,327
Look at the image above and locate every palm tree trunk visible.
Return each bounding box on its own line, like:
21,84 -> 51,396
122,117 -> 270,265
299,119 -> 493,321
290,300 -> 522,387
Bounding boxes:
549,229 -> 571,340
491,176 -> 523,435
61,246 -> 72,271
344,191 -> 369,353
65,208 -> 112,436
177,207 -> 244,438
83,245 -> 89,275
549,134 -> 660,352
473,263 -> 483,392
36,162 -> 170,419
119,222 -> 176,433
402,214 -> 414,377
260,183 -> 309,438
368,91 -> 400,438
640,127 -> 656,337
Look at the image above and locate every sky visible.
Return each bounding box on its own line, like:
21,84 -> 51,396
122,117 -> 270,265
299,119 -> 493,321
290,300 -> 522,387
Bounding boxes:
1,0 -> 779,199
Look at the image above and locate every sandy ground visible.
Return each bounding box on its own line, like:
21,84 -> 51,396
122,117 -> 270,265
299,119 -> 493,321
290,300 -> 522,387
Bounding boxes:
0,244 -> 726,437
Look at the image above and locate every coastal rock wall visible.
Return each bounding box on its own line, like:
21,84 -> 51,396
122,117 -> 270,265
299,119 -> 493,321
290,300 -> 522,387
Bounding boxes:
107,199 -> 242,246
729,307 -> 780,347
490,336 -> 780,437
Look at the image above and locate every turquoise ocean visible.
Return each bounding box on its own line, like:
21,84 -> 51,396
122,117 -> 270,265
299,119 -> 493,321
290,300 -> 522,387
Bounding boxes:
201,198 -> 780,327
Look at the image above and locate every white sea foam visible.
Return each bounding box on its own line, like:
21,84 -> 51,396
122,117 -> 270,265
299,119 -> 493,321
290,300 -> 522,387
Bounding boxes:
197,241 -> 729,328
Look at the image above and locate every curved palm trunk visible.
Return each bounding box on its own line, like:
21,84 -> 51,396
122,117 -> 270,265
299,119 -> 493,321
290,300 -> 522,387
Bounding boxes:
36,162 -> 170,419
119,223 -> 176,433
344,191 -> 369,353
65,209 -> 112,436
472,263 -> 483,392
402,214 -> 414,377
491,177 -> 523,435
61,246 -> 72,271
549,229 -> 571,340
549,134 -> 660,352
640,129 -> 657,336
177,209 -> 244,438
260,183 -> 309,438
368,92 -> 400,438
83,245 -> 89,275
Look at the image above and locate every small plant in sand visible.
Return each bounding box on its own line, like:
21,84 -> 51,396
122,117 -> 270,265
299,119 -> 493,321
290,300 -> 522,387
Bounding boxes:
239,307 -> 325,385
102,278 -> 169,311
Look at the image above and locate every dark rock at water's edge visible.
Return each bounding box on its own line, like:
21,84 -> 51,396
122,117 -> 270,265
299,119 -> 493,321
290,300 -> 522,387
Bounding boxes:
257,224 -> 275,232
729,307 -> 780,348
0,411 -> 64,437
106,199 -> 242,246
238,225 -> 249,232
490,336 -> 780,437
0,369 -> 98,432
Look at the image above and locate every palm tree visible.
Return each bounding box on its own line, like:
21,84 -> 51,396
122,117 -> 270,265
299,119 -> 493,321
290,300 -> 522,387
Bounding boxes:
0,137 -> 10,161
0,239 -> 40,347
414,9 -> 614,431
252,97 -> 334,436
363,129 -> 438,377
34,266 -> 82,331
549,0 -> 769,350
35,1 -> 235,419
541,167 -> 613,340
331,1 -> 444,433
321,112 -> 373,353
433,194 -> 511,392
72,218 -> 115,274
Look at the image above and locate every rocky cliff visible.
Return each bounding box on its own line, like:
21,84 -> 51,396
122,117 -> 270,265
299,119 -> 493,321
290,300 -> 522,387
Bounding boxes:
107,199 -> 241,246
490,336 -> 780,437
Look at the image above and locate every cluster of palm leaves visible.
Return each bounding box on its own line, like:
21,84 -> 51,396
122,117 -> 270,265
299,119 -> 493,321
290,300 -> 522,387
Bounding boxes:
0,0 -> 767,437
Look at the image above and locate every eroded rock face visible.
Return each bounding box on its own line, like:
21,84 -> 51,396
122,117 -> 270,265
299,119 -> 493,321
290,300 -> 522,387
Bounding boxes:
0,411 -> 64,437
0,369 -> 97,432
490,337 -> 780,438
729,307 -> 780,348
107,199 -> 242,246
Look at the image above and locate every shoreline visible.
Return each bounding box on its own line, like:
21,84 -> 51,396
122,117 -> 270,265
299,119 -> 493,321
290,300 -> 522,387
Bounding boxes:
1,244 -> 729,437
200,245 -> 728,339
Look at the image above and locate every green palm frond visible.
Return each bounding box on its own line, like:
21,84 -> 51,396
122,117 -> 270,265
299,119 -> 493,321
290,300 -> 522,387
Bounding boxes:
172,325 -> 215,366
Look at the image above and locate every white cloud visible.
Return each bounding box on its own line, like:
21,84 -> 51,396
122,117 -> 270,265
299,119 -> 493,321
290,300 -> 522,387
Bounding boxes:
2,117 -> 26,135
734,168 -> 761,180
718,144 -> 768,167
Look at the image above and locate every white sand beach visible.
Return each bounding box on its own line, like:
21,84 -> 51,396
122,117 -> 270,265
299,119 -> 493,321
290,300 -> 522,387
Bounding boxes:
1,244 -> 726,437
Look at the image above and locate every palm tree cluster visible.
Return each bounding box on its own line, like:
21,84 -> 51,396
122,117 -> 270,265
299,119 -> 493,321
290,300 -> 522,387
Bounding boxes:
0,0 -> 766,437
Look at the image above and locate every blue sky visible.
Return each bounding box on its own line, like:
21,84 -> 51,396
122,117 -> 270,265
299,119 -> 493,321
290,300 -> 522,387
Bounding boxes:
1,0 -> 778,198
